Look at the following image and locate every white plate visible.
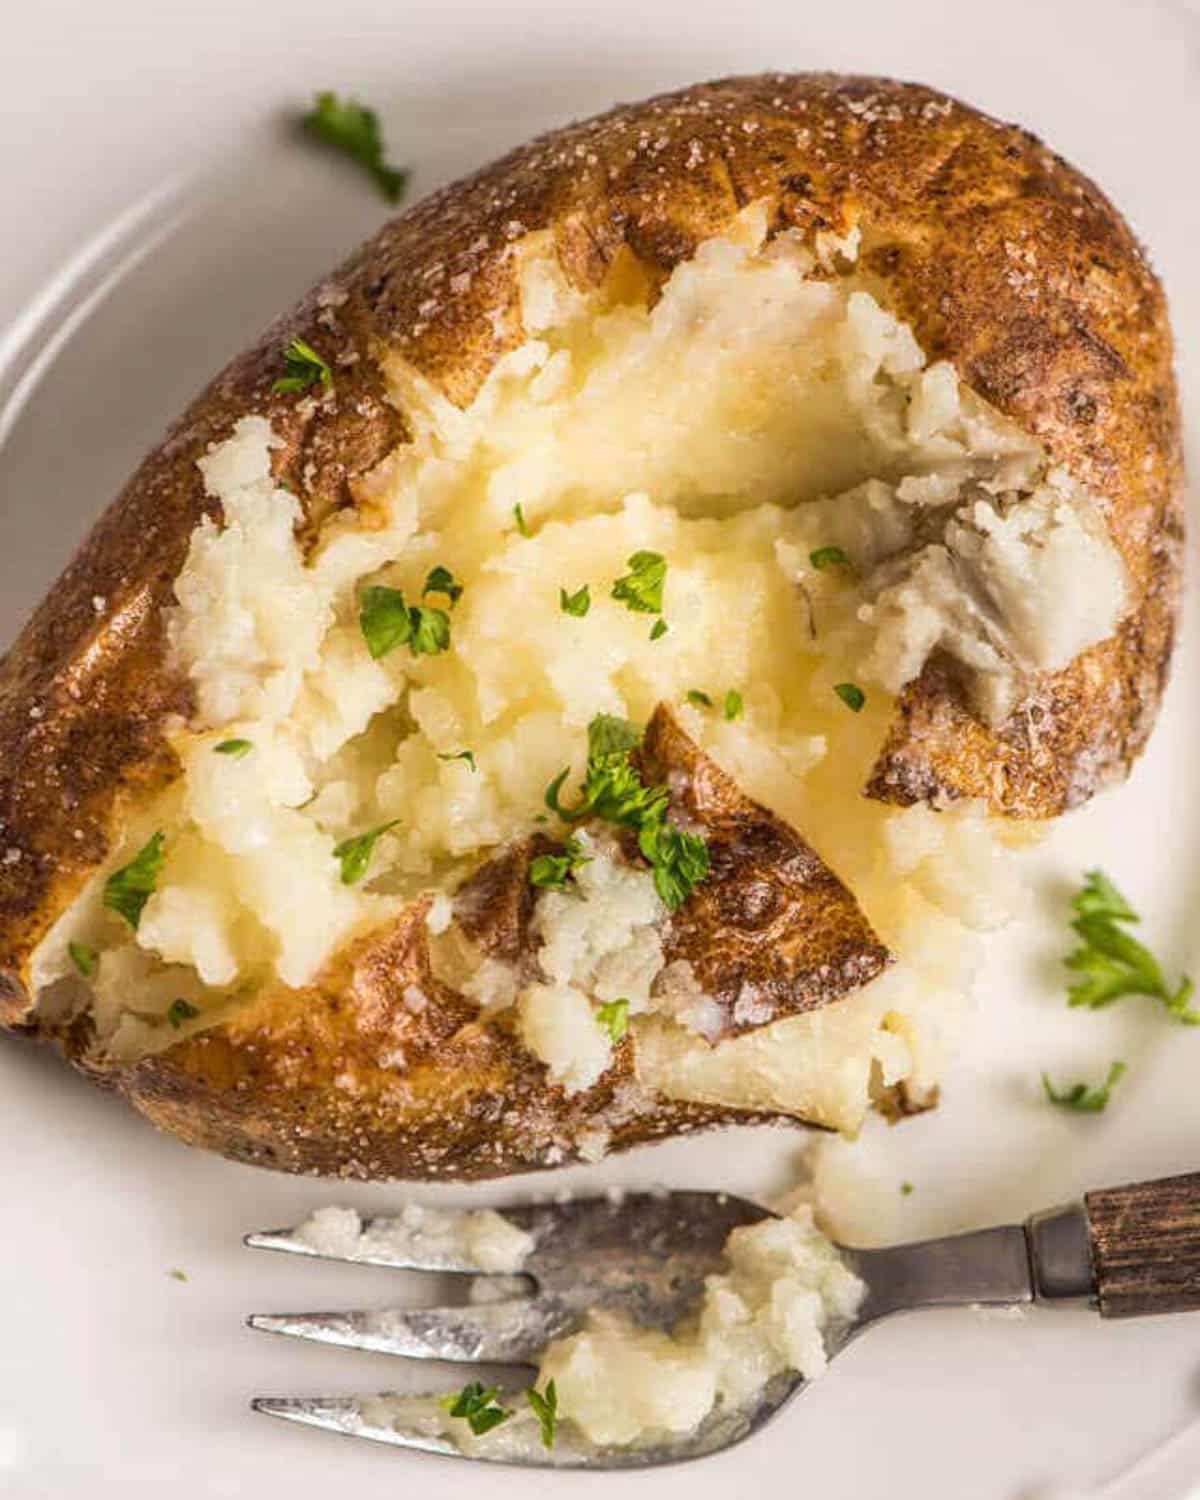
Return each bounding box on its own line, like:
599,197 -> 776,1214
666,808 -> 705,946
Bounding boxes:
3,2 -> 1200,1496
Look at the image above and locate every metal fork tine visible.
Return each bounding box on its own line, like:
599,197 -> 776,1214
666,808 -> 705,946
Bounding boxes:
247,1297 -> 571,1363
244,1209 -> 532,1274
249,1393 -> 644,1468
250,1395 -> 462,1459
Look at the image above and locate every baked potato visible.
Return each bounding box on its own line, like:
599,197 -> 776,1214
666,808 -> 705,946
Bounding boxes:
0,73 -> 1181,1179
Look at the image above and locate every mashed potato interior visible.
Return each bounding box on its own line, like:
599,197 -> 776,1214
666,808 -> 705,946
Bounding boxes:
31,204 -> 1127,1135
537,1201 -> 864,1447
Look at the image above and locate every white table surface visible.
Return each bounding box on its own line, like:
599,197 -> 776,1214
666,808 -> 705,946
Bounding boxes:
3,1 -> 1200,1496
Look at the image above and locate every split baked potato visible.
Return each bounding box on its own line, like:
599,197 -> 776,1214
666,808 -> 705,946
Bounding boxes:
0,73 -> 1182,1179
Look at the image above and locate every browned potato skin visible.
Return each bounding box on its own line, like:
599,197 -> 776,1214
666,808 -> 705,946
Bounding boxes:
103,706 -> 891,1181
0,74 -> 1182,1176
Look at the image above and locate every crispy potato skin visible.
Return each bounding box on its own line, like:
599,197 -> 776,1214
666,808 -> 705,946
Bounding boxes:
104,901 -> 776,1181
0,74 -> 1182,1175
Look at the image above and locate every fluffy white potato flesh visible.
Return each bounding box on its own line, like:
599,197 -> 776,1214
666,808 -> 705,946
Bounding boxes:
31,205 -> 1127,1135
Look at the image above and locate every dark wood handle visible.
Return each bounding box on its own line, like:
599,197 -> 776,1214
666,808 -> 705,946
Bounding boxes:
1086,1172 -> 1200,1318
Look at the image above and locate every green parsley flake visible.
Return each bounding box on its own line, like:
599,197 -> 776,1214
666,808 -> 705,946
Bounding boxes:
544,715 -> 710,912
1042,1060 -> 1127,1114
214,738 -> 253,759
649,618 -> 669,641
68,941 -> 98,979
300,91 -> 409,203
422,565 -> 463,605
809,546 -> 852,571
597,999 -> 630,1044
724,689 -> 744,721
526,1381 -> 559,1449
545,715 -> 665,827
1065,871 -> 1196,1022
529,836 -> 591,892
438,750 -> 477,772
359,585 -> 450,660
103,832 -> 166,931
167,999 -> 200,1029
441,1382 -> 512,1437
272,337 -> 332,395
513,503 -> 531,537
686,690 -> 713,708
559,584 -> 591,618
612,551 -> 666,614
639,819 -> 711,912
834,682 -> 865,713
333,820 -> 401,886
167,1268 -> 189,1283
900,1182 -> 914,1197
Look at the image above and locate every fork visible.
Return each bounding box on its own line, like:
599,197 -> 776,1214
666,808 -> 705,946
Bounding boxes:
245,1170 -> 1200,1469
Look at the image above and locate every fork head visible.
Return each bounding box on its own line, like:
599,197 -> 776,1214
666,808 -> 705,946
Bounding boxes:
246,1190 -> 815,1468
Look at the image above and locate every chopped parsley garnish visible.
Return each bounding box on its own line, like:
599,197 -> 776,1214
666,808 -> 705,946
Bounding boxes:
441,1381 -> 512,1437
612,551 -> 666,614
359,585 -> 451,660
68,941 -> 98,979
513,503 -> 531,537
638,819 -> 711,911
300,91 -> 409,203
1065,871 -> 1196,1022
333,820 -> 401,886
544,715 -> 709,912
559,583 -> 591,618
809,546 -> 852,572
1042,1060 -> 1127,1113
686,690 -> 713,708
272,337 -> 332,394
649,618 -> 669,641
529,835 -> 591,892
438,750 -> 477,772
526,1380 -> 558,1448
167,1268 -> 189,1283
724,689 -> 744,721
900,1182 -> 914,1197
545,715 -> 666,828
167,999 -> 200,1029
423,565 -> 463,606
834,682 -> 865,713
214,738 -> 253,759
597,999 -> 630,1044
103,832 -> 166,931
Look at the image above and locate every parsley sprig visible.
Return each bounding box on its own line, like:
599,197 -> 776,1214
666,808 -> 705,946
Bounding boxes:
103,832 -> 166,931
438,749 -> 476,772
597,999 -> 630,1043
1042,1060 -> 1127,1113
272,337 -> 332,395
809,546 -> 854,573
612,550 -> 668,639
544,715 -> 709,912
441,1382 -> 512,1437
423,566 -> 463,606
359,585 -> 451,660
529,835 -> 591,892
560,584 -> 590,618
526,1380 -> 558,1448
612,551 -> 665,613
167,998 -> 200,1029
333,820 -> 400,886
301,91 -> 409,203
68,941 -> 99,979
1065,871 -> 1196,1022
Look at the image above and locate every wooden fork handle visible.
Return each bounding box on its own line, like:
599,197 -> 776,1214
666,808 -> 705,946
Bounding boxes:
1086,1172 -> 1200,1319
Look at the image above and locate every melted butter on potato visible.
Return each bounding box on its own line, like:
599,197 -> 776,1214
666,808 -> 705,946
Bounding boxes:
30,205 -> 1126,1133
